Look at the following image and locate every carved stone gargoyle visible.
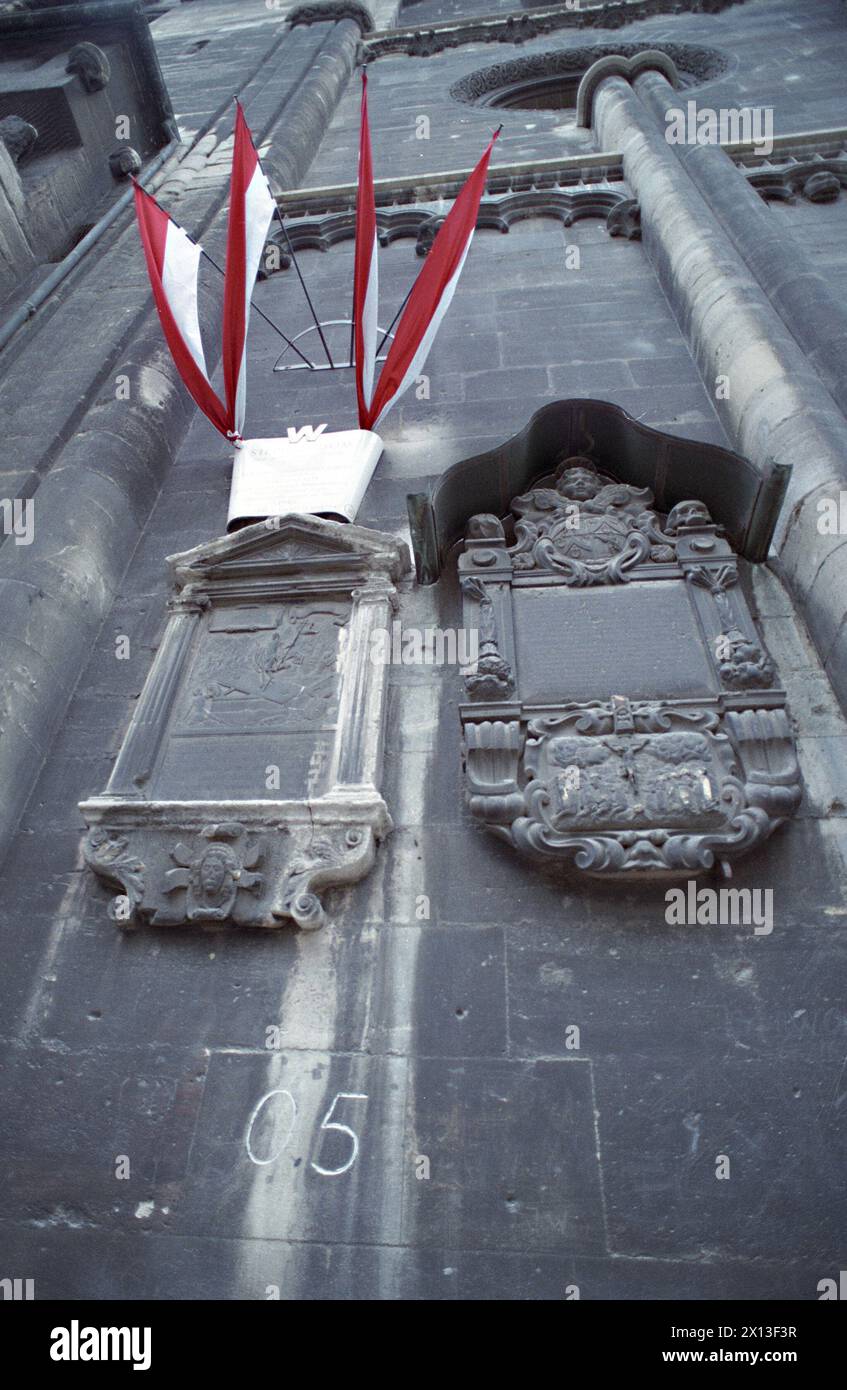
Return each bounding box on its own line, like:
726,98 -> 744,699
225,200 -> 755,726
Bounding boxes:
458,456 -> 801,878
81,516 -> 408,929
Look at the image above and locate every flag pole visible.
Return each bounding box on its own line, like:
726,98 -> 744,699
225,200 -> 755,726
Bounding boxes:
364,123 -> 502,430
376,283 -> 412,356
235,99 -> 335,369
273,212 -> 335,369
199,244 -> 314,368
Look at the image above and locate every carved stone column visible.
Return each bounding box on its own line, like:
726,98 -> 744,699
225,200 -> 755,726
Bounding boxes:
579,53 -> 847,711
332,577 -> 396,793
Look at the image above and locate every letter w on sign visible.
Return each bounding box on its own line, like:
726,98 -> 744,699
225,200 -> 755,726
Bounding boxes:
287,424 -> 328,444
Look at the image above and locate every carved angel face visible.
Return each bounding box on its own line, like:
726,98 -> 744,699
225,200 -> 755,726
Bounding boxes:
665,499 -> 712,533
556,463 -> 602,502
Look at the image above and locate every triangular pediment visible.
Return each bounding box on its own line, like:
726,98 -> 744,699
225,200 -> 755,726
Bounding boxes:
168,514 -> 409,586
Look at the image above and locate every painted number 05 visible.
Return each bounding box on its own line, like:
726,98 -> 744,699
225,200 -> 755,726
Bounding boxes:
245,1090 -> 368,1177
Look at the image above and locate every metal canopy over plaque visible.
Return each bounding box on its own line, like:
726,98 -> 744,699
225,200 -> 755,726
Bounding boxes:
81,516 -> 408,930
408,399 -> 790,583
458,456 -> 801,878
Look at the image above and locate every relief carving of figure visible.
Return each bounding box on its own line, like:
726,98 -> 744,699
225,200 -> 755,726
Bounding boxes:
540,726 -> 723,831
715,627 -> 776,690
180,605 -> 346,730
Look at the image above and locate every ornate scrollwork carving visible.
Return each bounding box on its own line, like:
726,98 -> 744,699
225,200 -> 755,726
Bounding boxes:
82,812 -> 388,931
724,709 -> 801,820
464,721 -> 525,825
84,830 -> 146,926
280,826 -> 375,931
508,456 -> 685,581
475,699 -> 800,876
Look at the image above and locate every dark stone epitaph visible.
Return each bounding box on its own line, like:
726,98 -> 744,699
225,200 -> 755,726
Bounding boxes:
458,456 -> 801,878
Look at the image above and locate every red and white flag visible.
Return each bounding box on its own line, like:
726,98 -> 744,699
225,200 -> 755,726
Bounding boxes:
354,70 -> 379,429
362,128 -> 500,431
222,101 -> 276,441
133,180 -> 232,442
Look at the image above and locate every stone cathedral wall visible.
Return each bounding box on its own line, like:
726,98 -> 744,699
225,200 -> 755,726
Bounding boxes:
0,0 -> 845,1301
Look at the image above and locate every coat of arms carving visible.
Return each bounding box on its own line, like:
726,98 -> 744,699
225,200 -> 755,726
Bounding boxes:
458,456 -> 801,878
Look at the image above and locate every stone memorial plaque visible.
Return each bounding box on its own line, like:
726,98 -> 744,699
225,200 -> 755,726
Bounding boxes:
457,455 -> 801,878
81,516 -> 409,929
512,582 -> 716,704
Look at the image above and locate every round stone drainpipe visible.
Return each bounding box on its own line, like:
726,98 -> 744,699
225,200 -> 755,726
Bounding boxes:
635,68 -> 847,428
582,60 -> 847,712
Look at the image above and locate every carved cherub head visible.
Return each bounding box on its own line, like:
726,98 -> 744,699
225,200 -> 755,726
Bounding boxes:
555,457 -> 603,503
194,844 -> 237,902
665,498 -> 713,534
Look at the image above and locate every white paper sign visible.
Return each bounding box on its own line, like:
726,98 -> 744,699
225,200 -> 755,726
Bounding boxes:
228,429 -> 384,530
